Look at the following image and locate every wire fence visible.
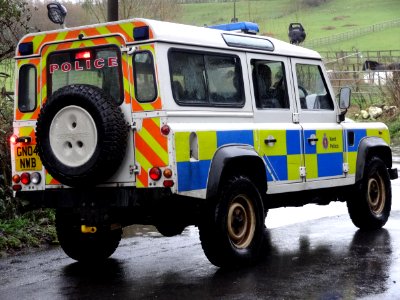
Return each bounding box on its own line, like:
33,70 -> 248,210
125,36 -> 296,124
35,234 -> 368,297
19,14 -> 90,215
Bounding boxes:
321,50 -> 400,107
304,19 -> 400,48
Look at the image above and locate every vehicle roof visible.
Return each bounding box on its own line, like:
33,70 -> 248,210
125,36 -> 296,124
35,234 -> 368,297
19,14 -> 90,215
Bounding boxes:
17,18 -> 321,59
145,19 -> 321,59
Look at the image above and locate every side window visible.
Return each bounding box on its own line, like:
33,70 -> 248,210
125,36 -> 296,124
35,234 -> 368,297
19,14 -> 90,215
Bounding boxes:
251,60 -> 289,109
133,51 -> 157,102
18,65 -> 36,112
295,64 -> 333,110
169,50 -> 244,107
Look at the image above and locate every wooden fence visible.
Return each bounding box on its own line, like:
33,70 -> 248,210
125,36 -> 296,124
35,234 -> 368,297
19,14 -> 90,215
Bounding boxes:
304,19 -> 400,49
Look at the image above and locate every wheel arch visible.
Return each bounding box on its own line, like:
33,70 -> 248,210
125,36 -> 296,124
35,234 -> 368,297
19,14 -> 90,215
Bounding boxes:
356,136 -> 392,182
206,144 -> 267,200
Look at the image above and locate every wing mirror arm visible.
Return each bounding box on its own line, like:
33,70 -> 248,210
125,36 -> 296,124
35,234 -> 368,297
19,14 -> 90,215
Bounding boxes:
338,87 -> 351,122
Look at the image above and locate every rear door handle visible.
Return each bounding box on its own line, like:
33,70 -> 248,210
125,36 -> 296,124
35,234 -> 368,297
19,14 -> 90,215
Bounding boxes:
264,136 -> 277,146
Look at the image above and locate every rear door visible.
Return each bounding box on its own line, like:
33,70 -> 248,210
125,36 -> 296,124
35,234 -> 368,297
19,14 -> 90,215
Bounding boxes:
290,58 -> 345,182
42,36 -> 135,184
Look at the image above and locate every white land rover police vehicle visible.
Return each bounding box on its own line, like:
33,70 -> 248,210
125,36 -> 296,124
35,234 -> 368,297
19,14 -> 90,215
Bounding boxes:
10,16 -> 398,267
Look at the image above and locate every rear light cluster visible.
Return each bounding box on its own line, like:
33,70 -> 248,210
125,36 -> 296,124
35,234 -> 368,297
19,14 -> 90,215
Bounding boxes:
10,135 -> 31,145
149,167 -> 174,187
12,172 -> 41,191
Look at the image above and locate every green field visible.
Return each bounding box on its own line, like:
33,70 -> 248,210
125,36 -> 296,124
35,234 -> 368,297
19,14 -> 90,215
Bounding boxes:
178,0 -> 400,51
1,0 -> 399,92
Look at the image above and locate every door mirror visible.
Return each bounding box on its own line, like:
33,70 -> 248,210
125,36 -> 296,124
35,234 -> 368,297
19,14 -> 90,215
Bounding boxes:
339,87 -> 351,109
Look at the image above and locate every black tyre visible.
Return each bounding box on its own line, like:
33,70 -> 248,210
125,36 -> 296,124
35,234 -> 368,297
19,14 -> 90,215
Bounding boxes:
56,209 -> 122,263
199,175 -> 265,268
36,84 -> 128,187
347,156 -> 391,230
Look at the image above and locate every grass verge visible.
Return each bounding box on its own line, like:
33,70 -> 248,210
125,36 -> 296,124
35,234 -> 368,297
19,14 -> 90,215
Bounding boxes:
0,209 -> 57,257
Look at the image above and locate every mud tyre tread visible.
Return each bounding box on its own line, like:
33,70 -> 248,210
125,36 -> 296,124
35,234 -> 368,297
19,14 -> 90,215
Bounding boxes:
347,156 -> 391,230
199,175 -> 265,268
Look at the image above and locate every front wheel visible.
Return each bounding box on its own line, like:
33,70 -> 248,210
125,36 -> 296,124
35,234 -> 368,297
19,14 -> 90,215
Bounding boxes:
199,175 -> 265,268
347,156 -> 391,230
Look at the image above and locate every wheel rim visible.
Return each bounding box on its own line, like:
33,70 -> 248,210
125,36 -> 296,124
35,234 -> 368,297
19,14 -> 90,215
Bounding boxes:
50,105 -> 98,167
227,194 -> 256,249
367,174 -> 385,215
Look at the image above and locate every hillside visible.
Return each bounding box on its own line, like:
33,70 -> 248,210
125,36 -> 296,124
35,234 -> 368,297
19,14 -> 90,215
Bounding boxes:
178,0 -> 400,51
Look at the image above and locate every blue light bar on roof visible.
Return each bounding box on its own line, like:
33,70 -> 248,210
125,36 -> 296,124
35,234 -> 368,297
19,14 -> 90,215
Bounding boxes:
208,22 -> 259,34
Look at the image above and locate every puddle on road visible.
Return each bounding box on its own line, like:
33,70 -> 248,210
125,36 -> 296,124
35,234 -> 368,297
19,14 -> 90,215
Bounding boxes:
122,225 -> 198,239
122,225 -> 161,238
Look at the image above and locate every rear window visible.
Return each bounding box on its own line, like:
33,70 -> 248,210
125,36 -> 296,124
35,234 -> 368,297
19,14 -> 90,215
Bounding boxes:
47,46 -> 123,104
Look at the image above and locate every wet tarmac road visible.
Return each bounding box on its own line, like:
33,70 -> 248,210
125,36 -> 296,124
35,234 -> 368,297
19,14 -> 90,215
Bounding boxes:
0,152 -> 399,299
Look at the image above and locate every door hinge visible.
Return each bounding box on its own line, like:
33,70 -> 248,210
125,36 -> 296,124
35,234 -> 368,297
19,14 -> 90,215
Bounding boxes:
121,46 -> 137,55
300,166 -> 306,177
343,163 -> 349,174
292,113 -> 299,123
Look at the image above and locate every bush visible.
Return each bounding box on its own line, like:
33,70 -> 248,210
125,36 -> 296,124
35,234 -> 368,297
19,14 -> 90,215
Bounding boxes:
0,94 -> 19,219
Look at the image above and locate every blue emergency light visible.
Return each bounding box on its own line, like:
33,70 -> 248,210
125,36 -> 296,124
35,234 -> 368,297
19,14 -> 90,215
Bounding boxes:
208,22 -> 259,34
18,42 -> 33,56
134,26 -> 150,41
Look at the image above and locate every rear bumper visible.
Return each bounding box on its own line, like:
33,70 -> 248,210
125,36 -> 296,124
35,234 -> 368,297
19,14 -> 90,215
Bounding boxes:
15,187 -> 171,209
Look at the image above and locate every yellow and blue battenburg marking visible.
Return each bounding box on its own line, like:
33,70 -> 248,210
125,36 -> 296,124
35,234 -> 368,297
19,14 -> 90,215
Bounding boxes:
303,129 -> 344,178
175,129 -> 303,192
258,129 -> 302,182
344,128 -> 390,175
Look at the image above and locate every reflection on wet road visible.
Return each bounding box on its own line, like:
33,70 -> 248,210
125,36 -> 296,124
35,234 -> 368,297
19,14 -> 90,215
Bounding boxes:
1,209 -> 399,299
0,148 -> 399,299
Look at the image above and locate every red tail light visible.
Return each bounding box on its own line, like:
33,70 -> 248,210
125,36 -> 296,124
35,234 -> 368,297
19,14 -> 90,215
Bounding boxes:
149,167 -> 162,181
20,173 -> 30,185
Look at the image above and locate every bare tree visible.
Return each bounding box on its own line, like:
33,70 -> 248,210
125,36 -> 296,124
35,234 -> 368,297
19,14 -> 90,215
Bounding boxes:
0,0 -> 33,61
28,1 -> 91,31
82,0 -> 182,23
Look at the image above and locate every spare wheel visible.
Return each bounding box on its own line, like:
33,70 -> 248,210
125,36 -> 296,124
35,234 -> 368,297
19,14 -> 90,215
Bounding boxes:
36,84 -> 128,187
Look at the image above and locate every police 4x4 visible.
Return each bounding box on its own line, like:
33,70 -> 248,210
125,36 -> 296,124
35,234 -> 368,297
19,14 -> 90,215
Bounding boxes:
10,18 -> 398,267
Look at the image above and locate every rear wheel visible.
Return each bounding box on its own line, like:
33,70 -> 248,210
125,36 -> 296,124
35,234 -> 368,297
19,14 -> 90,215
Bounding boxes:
347,156 -> 391,230
199,175 -> 265,268
56,209 -> 122,263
